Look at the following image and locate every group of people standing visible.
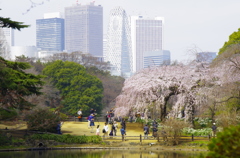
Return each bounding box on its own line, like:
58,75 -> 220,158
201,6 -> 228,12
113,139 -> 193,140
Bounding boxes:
105,108 -> 115,124
77,108 -> 127,137
143,120 -> 158,139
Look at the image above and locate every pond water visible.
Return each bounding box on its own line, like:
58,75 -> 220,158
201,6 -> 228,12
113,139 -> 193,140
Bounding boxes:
0,149 -> 207,158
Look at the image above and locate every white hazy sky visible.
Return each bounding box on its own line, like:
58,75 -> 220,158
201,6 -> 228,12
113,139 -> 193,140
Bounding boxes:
1,0 -> 240,62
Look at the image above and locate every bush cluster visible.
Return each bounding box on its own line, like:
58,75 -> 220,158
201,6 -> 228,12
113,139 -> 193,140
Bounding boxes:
162,118 -> 190,145
30,133 -> 102,144
193,117 -> 212,129
206,125 -> 240,158
182,127 -> 212,136
25,107 -> 60,133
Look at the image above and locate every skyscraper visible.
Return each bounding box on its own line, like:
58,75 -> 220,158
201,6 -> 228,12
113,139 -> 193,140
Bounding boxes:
0,27 -> 12,59
143,50 -> 170,68
131,16 -> 164,72
65,2 -> 103,57
196,52 -> 216,63
105,7 -> 132,77
2,28 -> 14,47
36,12 -> 65,51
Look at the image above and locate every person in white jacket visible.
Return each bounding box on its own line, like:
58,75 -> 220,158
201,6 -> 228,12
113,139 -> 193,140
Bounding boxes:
103,123 -> 109,137
96,125 -> 100,135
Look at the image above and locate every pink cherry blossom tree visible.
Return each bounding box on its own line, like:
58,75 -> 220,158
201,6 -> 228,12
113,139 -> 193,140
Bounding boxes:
114,51 -> 240,124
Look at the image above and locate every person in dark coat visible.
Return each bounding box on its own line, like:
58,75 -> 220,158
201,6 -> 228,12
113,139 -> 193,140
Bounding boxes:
121,119 -> 126,130
143,124 -> 149,139
212,123 -> 217,137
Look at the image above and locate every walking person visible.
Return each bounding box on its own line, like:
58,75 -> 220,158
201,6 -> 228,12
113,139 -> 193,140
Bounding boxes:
152,126 -> 158,138
113,121 -> 118,136
103,123 -> 109,138
212,123 -> 217,137
109,108 -> 114,123
56,121 -> 63,134
152,120 -> 158,128
77,109 -> 82,122
109,124 -> 114,137
120,126 -> 126,141
105,111 -> 109,124
141,112 -> 145,120
107,112 -> 111,124
121,119 -> 126,130
96,125 -> 100,135
90,108 -> 95,115
88,113 -> 94,128
90,118 -> 95,133
143,124 -> 149,139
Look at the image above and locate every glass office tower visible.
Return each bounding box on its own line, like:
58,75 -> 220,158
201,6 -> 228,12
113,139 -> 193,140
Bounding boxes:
36,12 -> 65,51
65,2 -> 103,57
143,50 -> 170,68
131,16 -> 164,72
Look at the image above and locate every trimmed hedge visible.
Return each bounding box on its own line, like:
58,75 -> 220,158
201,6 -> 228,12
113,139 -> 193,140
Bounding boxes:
30,133 -> 102,144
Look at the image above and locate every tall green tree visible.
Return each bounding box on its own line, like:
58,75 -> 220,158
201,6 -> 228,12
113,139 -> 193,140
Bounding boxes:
0,57 -> 45,110
43,60 -> 103,115
218,28 -> 240,55
86,66 -> 125,109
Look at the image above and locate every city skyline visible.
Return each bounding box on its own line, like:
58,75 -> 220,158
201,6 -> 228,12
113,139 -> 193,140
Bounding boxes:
1,0 -> 240,62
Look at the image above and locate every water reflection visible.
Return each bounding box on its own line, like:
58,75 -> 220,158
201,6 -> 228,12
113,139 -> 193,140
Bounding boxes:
0,149 -> 207,158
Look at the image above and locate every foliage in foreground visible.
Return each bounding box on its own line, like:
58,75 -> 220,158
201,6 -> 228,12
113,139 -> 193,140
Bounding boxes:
206,125 -> 240,158
30,133 -> 102,144
0,132 -> 24,146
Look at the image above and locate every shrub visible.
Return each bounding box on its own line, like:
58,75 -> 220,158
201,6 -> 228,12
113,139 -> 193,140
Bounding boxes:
182,127 -> 212,136
206,125 -> 240,158
162,118 -> 190,145
25,107 -> 60,132
193,117 -> 212,129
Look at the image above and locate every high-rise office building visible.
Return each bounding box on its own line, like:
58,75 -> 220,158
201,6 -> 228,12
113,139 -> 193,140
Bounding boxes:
131,16 -> 164,72
143,50 -> 170,68
2,28 -> 14,47
0,27 -> 12,59
65,2 -> 103,57
105,7 -> 132,77
196,52 -> 217,63
36,12 -> 65,51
